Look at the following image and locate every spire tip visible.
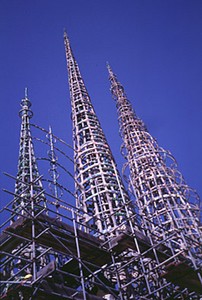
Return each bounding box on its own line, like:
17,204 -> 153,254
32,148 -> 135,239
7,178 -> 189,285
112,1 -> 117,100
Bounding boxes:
20,87 -> 32,115
25,87 -> 28,98
106,62 -> 113,75
63,28 -> 68,38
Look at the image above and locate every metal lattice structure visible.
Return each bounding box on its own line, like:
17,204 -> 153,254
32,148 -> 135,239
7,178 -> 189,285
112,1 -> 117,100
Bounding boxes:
1,90 -> 175,300
12,88 -> 46,221
64,33 -> 202,298
64,31 -> 133,236
2,91 -> 134,299
1,33 -> 202,300
107,64 -> 202,298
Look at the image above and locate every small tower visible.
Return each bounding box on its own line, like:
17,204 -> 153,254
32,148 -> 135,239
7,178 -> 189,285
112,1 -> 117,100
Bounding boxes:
107,64 -> 202,294
12,89 -> 46,221
64,32 -> 132,236
1,91 -> 49,294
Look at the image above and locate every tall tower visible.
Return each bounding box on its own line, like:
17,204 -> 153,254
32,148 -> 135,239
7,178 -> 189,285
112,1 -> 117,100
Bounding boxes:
1,34 -> 201,300
63,34 -> 202,299
107,64 -> 202,294
64,32 -> 132,236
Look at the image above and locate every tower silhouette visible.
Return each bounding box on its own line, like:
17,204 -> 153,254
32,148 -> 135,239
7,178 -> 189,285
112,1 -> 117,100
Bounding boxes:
12,89 -> 46,221
64,31 -> 133,236
0,34 -> 201,300
107,64 -> 202,295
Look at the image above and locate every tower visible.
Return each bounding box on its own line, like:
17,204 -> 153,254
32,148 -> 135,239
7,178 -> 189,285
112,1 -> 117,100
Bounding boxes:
64,31 -> 132,236
64,33 -> 174,299
12,88 -> 46,221
1,33 -> 201,300
63,34 -> 202,299
107,64 -> 202,296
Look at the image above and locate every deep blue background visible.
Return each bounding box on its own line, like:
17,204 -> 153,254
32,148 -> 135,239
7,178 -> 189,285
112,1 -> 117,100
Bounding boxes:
0,0 -> 201,215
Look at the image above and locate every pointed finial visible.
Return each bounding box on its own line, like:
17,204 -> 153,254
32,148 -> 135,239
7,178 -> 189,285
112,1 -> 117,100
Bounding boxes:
64,28 -> 71,48
106,61 -> 113,77
63,28 -> 68,39
106,61 -> 110,69
48,125 -> 52,134
25,87 -> 28,98
19,87 -> 33,118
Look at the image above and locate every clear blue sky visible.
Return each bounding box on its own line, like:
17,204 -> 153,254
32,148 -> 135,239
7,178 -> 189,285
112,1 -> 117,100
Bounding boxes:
0,0 -> 201,214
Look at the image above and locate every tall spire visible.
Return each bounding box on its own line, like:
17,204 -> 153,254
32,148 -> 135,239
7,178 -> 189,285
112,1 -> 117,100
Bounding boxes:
12,90 -> 45,220
64,33 -> 133,236
107,65 -> 202,274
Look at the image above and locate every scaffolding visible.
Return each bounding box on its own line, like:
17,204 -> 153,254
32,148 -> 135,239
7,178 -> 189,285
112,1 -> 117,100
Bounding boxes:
0,91 -> 174,299
0,93 -> 181,300
0,34 -> 202,300
0,92 -> 122,299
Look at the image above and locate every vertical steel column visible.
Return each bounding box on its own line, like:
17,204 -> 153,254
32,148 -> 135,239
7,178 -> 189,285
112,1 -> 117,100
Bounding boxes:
72,209 -> 87,300
28,137 -> 37,281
